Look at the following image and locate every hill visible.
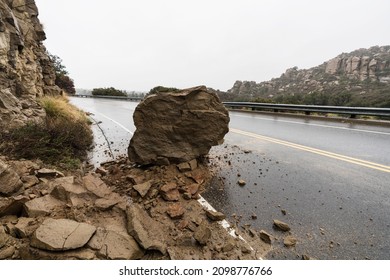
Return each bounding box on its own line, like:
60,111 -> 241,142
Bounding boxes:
221,46 -> 390,107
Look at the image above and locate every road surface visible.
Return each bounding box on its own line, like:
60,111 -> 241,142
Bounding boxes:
70,97 -> 390,260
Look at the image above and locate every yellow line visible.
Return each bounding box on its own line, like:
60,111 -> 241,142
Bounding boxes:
230,128 -> 390,173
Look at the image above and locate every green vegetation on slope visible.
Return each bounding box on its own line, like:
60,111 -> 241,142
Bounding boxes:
0,96 -> 93,169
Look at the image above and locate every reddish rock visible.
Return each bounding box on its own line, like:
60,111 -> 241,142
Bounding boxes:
166,203 -> 185,219
160,182 -> 180,201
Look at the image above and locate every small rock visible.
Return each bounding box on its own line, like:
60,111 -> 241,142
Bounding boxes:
302,254 -> 311,260
0,159 -> 23,196
281,209 -> 287,215
133,180 -> 153,198
241,243 -> 252,254
40,190 -> 49,196
284,236 -> 297,247
125,175 -> 144,185
177,162 -> 191,172
177,220 -> 189,230
14,217 -> 37,238
182,183 -> 200,196
222,240 -> 235,252
259,230 -> 273,244
0,246 -> 15,260
95,198 -> 118,211
126,204 -> 167,254
251,213 -> 257,220
37,168 -> 65,178
95,167 -> 108,176
82,174 -> 111,198
166,203 -> 185,219
237,180 -> 246,186
205,209 -> 226,221
23,195 -> 64,218
160,182 -> 180,201
0,227 -> 9,249
182,192 -> 192,200
273,219 -> 291,232
194,221 -> 211,246
28,194 -> 37,199
21,175 -> 39,188
188,159 -> 198,171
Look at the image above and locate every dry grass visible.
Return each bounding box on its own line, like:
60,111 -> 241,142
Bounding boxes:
0,96 -> 93,170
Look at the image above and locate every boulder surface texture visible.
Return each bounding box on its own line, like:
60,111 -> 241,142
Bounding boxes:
128,86 -> 230,165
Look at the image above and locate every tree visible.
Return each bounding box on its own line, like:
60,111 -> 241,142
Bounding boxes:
47,52 -> 75,95
92,87 -> 127,97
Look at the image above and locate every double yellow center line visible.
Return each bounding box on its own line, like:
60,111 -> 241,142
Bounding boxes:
230,128 -> 390,173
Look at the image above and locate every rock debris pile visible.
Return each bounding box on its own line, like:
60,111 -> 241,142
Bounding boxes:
0,156 -> 271,260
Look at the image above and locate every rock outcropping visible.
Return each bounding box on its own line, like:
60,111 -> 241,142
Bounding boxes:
128,86 -> 230,165
0,0 -> 61,128
224,46 -> 390,107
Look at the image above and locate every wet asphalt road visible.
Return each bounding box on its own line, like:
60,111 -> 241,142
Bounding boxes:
70,97 -> 390,260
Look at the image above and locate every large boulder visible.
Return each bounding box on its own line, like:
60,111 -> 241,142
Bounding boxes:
128,86 -> 230,165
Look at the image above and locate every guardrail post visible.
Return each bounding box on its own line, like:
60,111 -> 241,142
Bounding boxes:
305,111 -> 310,116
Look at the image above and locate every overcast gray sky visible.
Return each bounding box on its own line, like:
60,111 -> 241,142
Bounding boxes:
35,0 -> 390,92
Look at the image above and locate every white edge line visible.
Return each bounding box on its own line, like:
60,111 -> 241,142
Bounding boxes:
198,195 -> 263,260
95,112 -> 134,134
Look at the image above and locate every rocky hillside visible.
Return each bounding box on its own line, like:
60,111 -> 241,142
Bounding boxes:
0,0 -> 61,128
223,46 -> 390,107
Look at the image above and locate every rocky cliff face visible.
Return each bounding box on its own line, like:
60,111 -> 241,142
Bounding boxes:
225,46 -> 390,107
0,0 -> 61,128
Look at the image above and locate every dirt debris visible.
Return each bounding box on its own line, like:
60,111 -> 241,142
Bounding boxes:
0,156 -> 271,260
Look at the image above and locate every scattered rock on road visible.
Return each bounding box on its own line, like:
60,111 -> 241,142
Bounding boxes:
273,219 -> 291,232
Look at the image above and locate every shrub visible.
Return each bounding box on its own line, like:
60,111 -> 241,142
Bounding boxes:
92,87 -> 127,97
0,96 -> 93,169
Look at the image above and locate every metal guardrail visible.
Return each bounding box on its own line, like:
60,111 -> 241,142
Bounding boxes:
73,94 -> 143,101
222,102 -> 390,118
72,95 -> 390,118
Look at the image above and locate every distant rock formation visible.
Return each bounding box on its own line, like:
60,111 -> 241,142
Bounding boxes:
224,46 -> 390,107
128,86 -> 230,165
0,0 -> 62,128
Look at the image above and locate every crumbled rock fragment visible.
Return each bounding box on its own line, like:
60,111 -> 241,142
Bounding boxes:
0,246 -> 15,259
166,203 -> 185,219
23,195 -> 64,217
259,230 -> 273,244
88,228 -> 144,260
37,168 -> 64,178
284,235 -> 297,247
273,219 -> 291,232
160,182 -> 180,201
126,204 -> 167,254
21,175 -> 39,188
205,209 -> 226,221
177,162 -> 191,172
194,221 -> 211,246
133,180 -> 153,198
237,180 -> 246,186
0,159 -> 23,196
